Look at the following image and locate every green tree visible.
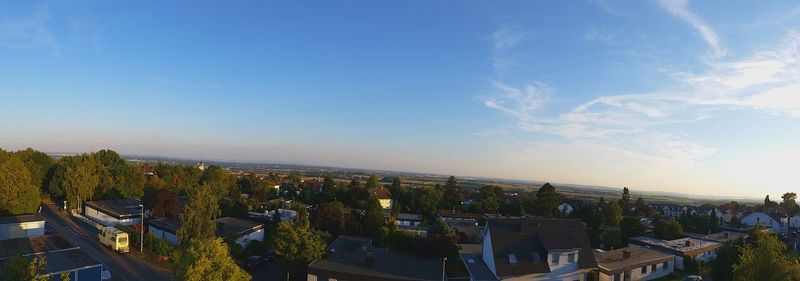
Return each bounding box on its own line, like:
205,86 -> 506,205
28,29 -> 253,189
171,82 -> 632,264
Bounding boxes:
363,197 -> 386,244
653,219 -> 683,240
711,238 -> 744,281
733,230 -> 800,281
313,202 -> 344,235
440,176 -> 463,211
365,175 -> 381,189
416,187 -> 443,214
177,184 -> 219,245
535,183 -> 562,217
13,148 -> 54,192
1,256 -> 47,281
273,220 -> 326,276
480,185 -> 500,214
0,157 -> 41,215
175,238 -> 250,281
781,193 -> 799,228
62,156 -> 99,210
603,202 -> 623,227
620,216 -> 645,240
620,187 -> 631,214
683,256 -> 700,275
602,228 -> 624,250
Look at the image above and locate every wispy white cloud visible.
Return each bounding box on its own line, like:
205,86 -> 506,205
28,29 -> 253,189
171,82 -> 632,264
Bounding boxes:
490,27 -> 528,75
657,0 -> 726,58
482,30 -> 800,169
0,5 -> 59,55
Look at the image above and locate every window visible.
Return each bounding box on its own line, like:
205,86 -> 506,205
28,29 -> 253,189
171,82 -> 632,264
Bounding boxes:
567,253 -> 576,263
551,254 -> 559,264
508,254 -> 517,264
651,264 -> 657,272
614,273 -> 621,281
641,266 -> 647,274
663,261 -> 669,270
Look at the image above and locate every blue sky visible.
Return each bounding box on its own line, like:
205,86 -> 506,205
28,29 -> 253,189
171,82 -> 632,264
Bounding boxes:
1,1 -> 799,198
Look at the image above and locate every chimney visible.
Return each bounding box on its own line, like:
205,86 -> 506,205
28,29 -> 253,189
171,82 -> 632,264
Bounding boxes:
622,250 -> 631,259
685,240 -> 691,247
365,251 -> 375,267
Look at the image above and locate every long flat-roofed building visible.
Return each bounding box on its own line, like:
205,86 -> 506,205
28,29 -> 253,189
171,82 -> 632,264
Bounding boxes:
214,217 -> 264,247
84,199 -> 142,227
596,246 -> 675,281
684,231 -> 748,243
629,236 -> 720,270
0,214 -> 45,240
0,234 -> 104,281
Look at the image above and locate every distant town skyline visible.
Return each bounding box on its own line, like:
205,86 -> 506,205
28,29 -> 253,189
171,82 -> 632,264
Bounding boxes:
2,1 -> 799,198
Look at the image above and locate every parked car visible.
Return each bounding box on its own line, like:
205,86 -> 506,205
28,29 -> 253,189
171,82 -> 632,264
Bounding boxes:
245,256 -> 268,271
683,276 -> 703,281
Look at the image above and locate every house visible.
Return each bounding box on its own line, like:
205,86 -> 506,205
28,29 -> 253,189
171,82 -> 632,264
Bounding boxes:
148,218 -> 181,245
265,208 -> 298,222
0,234 -> 105,281
683,231 -> 748,243
558,203 -> 574,216
307,235 -> 443,281
83,199 -> 142,227
214,217 -> 264,247
478,218 -> 598,280
371,187 -> 393,210
649,204 -> 685,218
595,246 -> 675,281
0,214 -> 45,240
391,212 -> 427,236
740,211 -> 787,233
628,237 -> 720,270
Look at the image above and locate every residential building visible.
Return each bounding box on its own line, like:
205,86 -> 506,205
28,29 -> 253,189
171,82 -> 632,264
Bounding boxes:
595,247 -> 675,281
214,217 -> 264,247
307,235 -> 443,281
83,199 -> 142,227
0,214 -> 45,240
478,218 -> 598,280
0,234 -> 105,281
684,231 -> 748,243
740,211 -> 787,233
372,187 -> 393,210
148,218 -> 181,245
629,237 -> 720,270
649,204 -> 686,218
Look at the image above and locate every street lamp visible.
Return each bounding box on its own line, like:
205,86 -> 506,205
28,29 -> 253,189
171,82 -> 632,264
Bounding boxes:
139,204 -> 144,253
441,257 -> 447,281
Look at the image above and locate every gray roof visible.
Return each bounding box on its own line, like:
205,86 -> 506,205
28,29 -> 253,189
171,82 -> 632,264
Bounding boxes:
487,218 -> 598,277
85,199 -> 142,219
0,214 -> 44,225
214,217 -> 263,238
595,247 -> 675,274
0,235 -> 75,258
460,253 -> 498,281
0,235 -> 100,276
308,235 -> 442,281
149,218 -> 182,234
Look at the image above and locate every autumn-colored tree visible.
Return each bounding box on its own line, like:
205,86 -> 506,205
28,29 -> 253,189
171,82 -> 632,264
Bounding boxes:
313,202 -> 344,235
175,238 -> 250,281
0,156 -> 41,215
152,189 -> 181,219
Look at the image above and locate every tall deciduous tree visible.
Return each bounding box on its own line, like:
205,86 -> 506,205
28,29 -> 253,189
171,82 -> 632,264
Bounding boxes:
152,189 -> 181,219
363,197 -> 385,243
0,157 -> 41,215
535,183 -> 562,217
14,148 -> 54,192
273,216 -> 326,276
62,157 -> 99,211
733,230 -> 800,281
441,176 -> 463,211
175,238 -> 250,281
178,185 -> 218,245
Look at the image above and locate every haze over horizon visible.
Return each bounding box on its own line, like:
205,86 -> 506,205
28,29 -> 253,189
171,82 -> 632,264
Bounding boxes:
2,1 -> 800,198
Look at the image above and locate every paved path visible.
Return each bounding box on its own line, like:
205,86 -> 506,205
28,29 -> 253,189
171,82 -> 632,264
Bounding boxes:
41,203 -> 175,281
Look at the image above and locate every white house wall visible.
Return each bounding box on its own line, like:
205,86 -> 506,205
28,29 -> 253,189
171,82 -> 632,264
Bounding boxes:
149,227 -> 178,245
0,221 -> 45,240
85,206 -> 141,227
598,260 -> 674,281
235,228 -> 265,247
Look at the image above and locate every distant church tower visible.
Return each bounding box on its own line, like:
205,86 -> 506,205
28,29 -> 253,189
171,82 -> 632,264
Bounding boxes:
198,159 -> 207,171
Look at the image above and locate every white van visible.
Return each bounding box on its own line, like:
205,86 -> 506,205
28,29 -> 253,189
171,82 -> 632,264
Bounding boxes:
98,227 -> 130,253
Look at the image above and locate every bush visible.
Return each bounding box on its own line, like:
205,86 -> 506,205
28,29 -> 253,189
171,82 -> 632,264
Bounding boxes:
684,256 -> 700,275
239,240 -> 268,258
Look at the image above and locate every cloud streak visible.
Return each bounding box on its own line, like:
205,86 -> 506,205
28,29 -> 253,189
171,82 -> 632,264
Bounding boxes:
490,27 -> 527,75
0,5 -> 60,55
657,0 -> 726,58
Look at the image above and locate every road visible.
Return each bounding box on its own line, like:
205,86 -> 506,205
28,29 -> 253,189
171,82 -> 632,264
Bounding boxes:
41,202 -> 175,281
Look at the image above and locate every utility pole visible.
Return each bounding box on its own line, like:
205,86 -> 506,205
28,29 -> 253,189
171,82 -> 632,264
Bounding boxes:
441,257 -> 447,281
139,204 -> 144,252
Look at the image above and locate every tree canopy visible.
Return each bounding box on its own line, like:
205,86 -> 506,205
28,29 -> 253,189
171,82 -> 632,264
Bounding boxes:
178,184 -> 219,245
175,238 -> 250,281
